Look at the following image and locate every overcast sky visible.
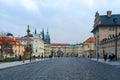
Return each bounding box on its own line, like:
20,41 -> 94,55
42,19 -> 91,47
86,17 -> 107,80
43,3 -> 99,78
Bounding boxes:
0,0 -> 120,44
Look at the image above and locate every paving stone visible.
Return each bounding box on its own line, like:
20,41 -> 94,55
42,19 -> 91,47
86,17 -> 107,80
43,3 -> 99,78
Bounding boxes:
0,57 -> 120,80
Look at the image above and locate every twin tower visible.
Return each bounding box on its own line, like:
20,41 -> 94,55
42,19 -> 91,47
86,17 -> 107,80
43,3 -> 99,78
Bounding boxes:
34,28 -> 51,44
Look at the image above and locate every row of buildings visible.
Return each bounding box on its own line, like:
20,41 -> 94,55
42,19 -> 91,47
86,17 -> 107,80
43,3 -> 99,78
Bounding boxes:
44,37 -> 94,58
0,25 -> 94,59
2,11 -> 120,60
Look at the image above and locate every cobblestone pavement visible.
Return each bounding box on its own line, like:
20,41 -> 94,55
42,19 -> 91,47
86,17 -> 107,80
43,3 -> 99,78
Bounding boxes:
0,57 -> 120,80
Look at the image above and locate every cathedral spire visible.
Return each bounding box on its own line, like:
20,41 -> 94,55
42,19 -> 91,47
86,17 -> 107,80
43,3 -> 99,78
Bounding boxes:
42,28 -> 45,41
35,28 -> 37,34
45,29 -> 50,44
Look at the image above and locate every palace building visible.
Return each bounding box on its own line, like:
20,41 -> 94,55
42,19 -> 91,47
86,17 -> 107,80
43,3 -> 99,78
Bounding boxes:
91,11 -> 120,59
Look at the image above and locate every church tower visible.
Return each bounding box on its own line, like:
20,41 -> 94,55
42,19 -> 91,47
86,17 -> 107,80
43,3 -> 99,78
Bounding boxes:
34,28 -> 37,34
45,29 -> 50,44
42,28 -> 45,41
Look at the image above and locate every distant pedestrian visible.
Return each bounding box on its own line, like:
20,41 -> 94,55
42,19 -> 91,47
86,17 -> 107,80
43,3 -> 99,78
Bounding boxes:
103,54 -> 107,61
19,55 -> 22,61
33,55 -> 36,61
111,54 -> 115,61
108,54 -> 112,61
38,55 -> 40,60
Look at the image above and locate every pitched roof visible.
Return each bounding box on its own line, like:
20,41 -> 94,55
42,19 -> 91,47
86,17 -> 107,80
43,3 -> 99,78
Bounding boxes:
100,14 -> 120,25
15,37 -> 33,41
50,43 -> 68,46
84,37 -> 94,43
91,14 -> 120,33
0,37 -> 23,46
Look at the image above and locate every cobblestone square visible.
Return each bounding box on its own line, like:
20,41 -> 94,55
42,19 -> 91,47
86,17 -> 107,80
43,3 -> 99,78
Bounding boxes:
0,57 -> 120,80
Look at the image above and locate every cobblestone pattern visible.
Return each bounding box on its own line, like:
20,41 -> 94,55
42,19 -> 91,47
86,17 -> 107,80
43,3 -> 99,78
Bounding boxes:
0,57 -> 120,80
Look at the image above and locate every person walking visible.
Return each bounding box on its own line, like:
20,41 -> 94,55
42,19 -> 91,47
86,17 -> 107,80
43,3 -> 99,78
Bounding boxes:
103,54 -> 107,61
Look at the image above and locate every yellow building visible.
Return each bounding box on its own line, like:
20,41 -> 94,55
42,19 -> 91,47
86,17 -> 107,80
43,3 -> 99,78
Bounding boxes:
0,36 -> 25,59
81,37 -> 94,58
44,43 -> 85,57
12,41 -> 25,57
45,43 -> 81,57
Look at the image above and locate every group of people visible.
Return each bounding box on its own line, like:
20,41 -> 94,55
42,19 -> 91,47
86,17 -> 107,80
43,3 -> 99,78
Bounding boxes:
103,53 -> 115,61
18,55 -> 42,62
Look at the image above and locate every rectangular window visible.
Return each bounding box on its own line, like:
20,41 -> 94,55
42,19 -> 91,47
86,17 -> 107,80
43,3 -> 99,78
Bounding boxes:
109,27 -> 115,31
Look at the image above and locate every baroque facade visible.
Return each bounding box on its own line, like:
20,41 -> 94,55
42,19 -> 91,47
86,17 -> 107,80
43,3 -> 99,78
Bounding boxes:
44,43 -> 81,57
0,35 -> 24,59
91,11 -> 120,58
44,37 -> 94,58
16,27 -> 44,57
100,33 -> 120,59
81,37 -> 95,58
33,29 -> 44,57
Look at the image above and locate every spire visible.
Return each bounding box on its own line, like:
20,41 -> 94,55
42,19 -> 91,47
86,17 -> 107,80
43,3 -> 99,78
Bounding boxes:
35,28 -> 37,34
42,28 -> 45,41
46,28 -> 49,36
27,25 -> 30,33
45,29 -> 50,44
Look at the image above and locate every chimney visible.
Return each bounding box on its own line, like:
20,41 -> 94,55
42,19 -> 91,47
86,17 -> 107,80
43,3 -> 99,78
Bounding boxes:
107,11 -> 112,17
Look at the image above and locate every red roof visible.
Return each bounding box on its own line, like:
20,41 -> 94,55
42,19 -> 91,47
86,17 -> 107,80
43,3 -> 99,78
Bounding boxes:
15,37 -> 33,41
50,43 -> 68,46
0,36 -> 23,46
84,37 -> 94,43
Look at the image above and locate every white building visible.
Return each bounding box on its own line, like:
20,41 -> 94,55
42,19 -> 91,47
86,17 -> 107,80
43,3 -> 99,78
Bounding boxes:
16,28 -> 45,57
33,30 -> 44,57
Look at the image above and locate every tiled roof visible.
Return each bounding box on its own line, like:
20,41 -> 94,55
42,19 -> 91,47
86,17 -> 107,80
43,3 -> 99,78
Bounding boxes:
50,43 -> 68,46
15,37 -> 27,40
84,37 -> 94,43
91,14 -> 120,33
0,37 -> 23,46
100,14 -> 120,25
24,34 -> 33,37
15,37 -> 33,41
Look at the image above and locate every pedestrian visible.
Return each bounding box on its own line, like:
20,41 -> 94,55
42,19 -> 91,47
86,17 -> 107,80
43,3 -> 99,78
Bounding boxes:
19,55 -> 22,61
38,55 -> 40,60
111,54 -> 115,61
108,54 -> 112,61
33,55 -> 36,60
103,54 -> 107,61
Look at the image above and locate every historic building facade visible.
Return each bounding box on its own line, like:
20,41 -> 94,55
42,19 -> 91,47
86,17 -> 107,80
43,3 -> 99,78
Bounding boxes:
33,29 -> 44,57
81,37 -> 94,58
44,43 -> 87,58
16,28 -> 44,57
91,11 -> 120,58
0,35 -> 24,59
100,33 -> 120,59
